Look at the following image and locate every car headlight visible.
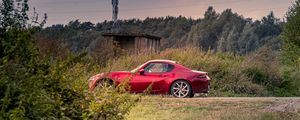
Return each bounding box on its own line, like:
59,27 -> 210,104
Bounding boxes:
88,76 -> 96,81
88,73 -> 104,81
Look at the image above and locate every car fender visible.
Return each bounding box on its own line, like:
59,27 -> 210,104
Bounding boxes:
88,73 -> 108,91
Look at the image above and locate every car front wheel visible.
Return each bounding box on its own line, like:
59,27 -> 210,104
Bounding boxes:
96,79 -> 114,89
170,80 -> 193,98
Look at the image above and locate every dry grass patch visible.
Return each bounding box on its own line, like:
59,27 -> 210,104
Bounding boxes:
126,96 -> 300,120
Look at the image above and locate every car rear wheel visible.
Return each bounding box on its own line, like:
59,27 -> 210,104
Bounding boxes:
170,80 -> 193,98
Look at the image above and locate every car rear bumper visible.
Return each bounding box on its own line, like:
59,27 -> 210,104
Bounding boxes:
191,76 -> 210,93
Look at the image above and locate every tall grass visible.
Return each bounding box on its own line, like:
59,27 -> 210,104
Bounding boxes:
59,57 -> 140,120
98,47 -> 296,96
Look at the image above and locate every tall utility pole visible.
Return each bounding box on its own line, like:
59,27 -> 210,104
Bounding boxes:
112,0 -> 119,32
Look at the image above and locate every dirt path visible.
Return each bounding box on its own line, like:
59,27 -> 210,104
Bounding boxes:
165,97 -> 300,100
163,97 -> 300,113
127,97 -> 300,120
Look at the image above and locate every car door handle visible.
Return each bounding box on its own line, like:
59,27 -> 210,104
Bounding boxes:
161,74 -> 167,77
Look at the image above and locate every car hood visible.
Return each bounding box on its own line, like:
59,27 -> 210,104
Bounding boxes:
90,71 -> 131,80
108,71 -> 133,78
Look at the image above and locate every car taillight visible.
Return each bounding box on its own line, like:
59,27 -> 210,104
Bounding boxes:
197,74 -> 207,79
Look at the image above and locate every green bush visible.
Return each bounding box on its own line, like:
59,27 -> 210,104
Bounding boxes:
0,29 -> 139,119
243,67 -> 268,85
278,0 -> 300,97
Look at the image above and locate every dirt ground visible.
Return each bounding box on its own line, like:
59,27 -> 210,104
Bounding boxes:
168,97 -> 300,113
126,96 -> 300,120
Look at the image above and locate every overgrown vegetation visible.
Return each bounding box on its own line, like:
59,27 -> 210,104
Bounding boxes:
280,0 -> 300,97
0,0 -> 138,119
103,47 -> 297,96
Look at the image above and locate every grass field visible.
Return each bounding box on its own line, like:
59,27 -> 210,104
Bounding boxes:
126,96 -> 300,120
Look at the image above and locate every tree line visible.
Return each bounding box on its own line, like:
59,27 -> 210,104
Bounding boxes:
38,6 -> 283,55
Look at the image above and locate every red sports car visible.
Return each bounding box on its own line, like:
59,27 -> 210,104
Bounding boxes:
88,60 -> 210,98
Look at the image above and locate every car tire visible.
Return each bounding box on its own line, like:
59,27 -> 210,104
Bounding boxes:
189,93 -> 195,98
170,80 -> 193,98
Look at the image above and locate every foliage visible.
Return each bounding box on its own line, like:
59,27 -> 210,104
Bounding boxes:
0,0 -> 139,119
0,0 -> 46,29
37,7 -> 282,56
0,0 -> 29,29
279,0 -> 300,97
86,79 -> 139,120
282,0 -> 300,65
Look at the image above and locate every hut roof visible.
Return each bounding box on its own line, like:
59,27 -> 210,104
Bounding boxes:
102,32 -> 161,40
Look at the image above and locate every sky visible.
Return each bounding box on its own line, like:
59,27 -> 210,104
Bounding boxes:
27,0 -> 294,26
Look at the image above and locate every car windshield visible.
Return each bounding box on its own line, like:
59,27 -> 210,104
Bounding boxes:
130,60 -> 179,73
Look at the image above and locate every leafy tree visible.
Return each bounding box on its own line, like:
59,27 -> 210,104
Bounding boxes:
68,20 -> 81,30
282,0 -> 300,65
80,21 -> 95,30
204,6 -> 218,20
0,0 -> 81,119
1,0 -> 138,119
0,0 -> 28,29
276,0 -> 300,96
256,12 -> 282,39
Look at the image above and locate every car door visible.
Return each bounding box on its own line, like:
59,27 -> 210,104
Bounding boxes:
130,62 -> 174,93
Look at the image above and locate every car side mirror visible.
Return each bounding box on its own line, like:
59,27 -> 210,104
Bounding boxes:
139,69 -> 145,75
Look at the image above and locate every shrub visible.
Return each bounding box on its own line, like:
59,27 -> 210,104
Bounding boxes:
0,0 -> 139,119
0,29 -> 139,119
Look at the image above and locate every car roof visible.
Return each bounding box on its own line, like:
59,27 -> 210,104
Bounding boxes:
147,59 -> 177,64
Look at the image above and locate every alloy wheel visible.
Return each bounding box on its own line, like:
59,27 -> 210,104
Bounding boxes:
171,81 -> 192,98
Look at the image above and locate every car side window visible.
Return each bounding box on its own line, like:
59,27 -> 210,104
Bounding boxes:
144,63 -> 174,73
166,64 -> 174,72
